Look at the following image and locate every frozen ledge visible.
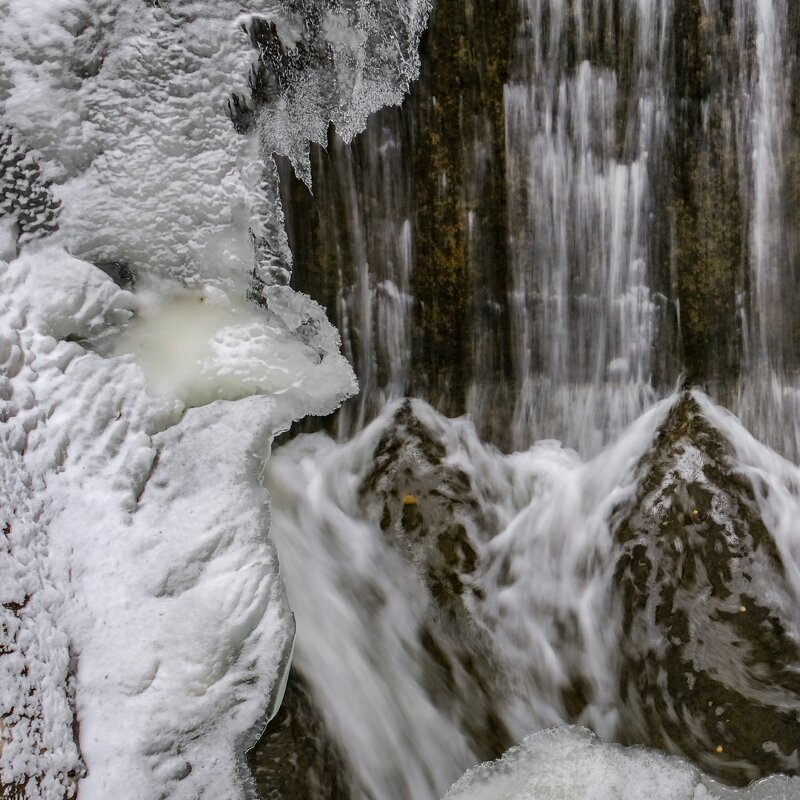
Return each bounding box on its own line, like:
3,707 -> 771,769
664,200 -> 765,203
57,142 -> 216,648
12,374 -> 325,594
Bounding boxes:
0,246 -> 356,799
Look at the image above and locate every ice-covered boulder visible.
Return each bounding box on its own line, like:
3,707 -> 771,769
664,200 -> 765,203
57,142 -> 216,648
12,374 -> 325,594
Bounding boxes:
0,245 -> 355,799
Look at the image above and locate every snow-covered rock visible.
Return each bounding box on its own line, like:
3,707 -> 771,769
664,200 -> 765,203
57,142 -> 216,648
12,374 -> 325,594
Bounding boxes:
442,727 -> 800,800
0,245 -> 354,799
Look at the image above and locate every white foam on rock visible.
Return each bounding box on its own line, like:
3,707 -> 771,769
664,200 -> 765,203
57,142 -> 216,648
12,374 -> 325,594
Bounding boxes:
0,245 -> 355,798
442,727 -> 800,800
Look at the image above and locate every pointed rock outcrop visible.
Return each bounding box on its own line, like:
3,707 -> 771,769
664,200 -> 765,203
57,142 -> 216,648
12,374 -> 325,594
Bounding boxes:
612,393 -> 800,784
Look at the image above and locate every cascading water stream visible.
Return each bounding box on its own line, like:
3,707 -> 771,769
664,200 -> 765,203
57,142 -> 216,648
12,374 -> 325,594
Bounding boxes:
281,0 -> 800,458
253,0 -> 800,797
503,0 -> 671,452
254,391 -> 800,799
5,0 -> 800,797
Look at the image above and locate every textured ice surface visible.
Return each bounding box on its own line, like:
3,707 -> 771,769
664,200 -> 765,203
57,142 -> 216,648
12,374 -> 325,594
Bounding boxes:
0,245 -> 354,798
0,0 -> 432,285
0,0 -> 372,795
114,285 -> 353,409
443,727 -> 800,800
238,0 -> 432,184
0,0 -> 267,287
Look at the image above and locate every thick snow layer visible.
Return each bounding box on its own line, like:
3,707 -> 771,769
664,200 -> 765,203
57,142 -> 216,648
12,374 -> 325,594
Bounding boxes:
442,727 -> 800,800
0,0 -> 270,287
0,245 -> 355,798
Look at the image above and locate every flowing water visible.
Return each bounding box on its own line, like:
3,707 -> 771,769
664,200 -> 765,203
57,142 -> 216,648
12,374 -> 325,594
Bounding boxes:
253,0 -> 800,798
4,0 -> 800,797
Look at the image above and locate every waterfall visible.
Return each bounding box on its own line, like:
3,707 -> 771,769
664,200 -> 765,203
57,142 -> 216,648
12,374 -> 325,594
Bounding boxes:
502,0 -> 670,451
251,391 -> 800,798
280,0 -> 800,459
6,0 -> 800,798
255,0 -> 800,797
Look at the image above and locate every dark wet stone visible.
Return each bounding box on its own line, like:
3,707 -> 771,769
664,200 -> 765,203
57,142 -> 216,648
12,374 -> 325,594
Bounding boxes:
612,393 -> 800,784
0,127 -> 62,248
246,668 -> 350,800
94,260 -> 135,288
360,401 -> 486,607
0,783 -> 26,800
358,400 -> 514,761
275,0 -> 514,438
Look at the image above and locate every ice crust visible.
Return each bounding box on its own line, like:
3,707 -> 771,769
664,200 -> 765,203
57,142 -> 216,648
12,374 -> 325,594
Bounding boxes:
0,245 -> 354,798
0,0 -> 265,287
0,0 -> 385,795
443,727 -> 800,800
240,0 -> 433,184
114,285 -> 354,409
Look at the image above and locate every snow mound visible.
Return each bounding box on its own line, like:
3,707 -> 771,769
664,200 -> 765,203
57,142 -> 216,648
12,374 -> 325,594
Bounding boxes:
443,727 -> 800,800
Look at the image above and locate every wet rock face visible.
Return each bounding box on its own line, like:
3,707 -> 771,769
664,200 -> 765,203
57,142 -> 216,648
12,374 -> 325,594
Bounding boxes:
251,402 -> 515,799
358,401 -> 514,760
246,668 -> 350,800
360,401 -> 486,608
612,394 -> 800,784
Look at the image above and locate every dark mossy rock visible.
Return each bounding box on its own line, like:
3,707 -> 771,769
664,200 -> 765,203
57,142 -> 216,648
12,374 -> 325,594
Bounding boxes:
0,785 -> 25,800
246,668 -> 350,800
612,393 -> 800,784
358,400 -> 514,761
360,400 -> 488,608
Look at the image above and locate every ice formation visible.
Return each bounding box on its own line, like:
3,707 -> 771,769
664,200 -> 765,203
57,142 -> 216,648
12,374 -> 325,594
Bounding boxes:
442,727 -> 800,800
0,241 -> 355,798
0,0 -> 417,795
233,0 -> 434,184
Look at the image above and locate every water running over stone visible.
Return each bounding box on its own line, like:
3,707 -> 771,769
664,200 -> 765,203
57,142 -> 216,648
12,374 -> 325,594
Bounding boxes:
250,392 -> 800,797
246,1 -> 800,795
278,0 -> 800,458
